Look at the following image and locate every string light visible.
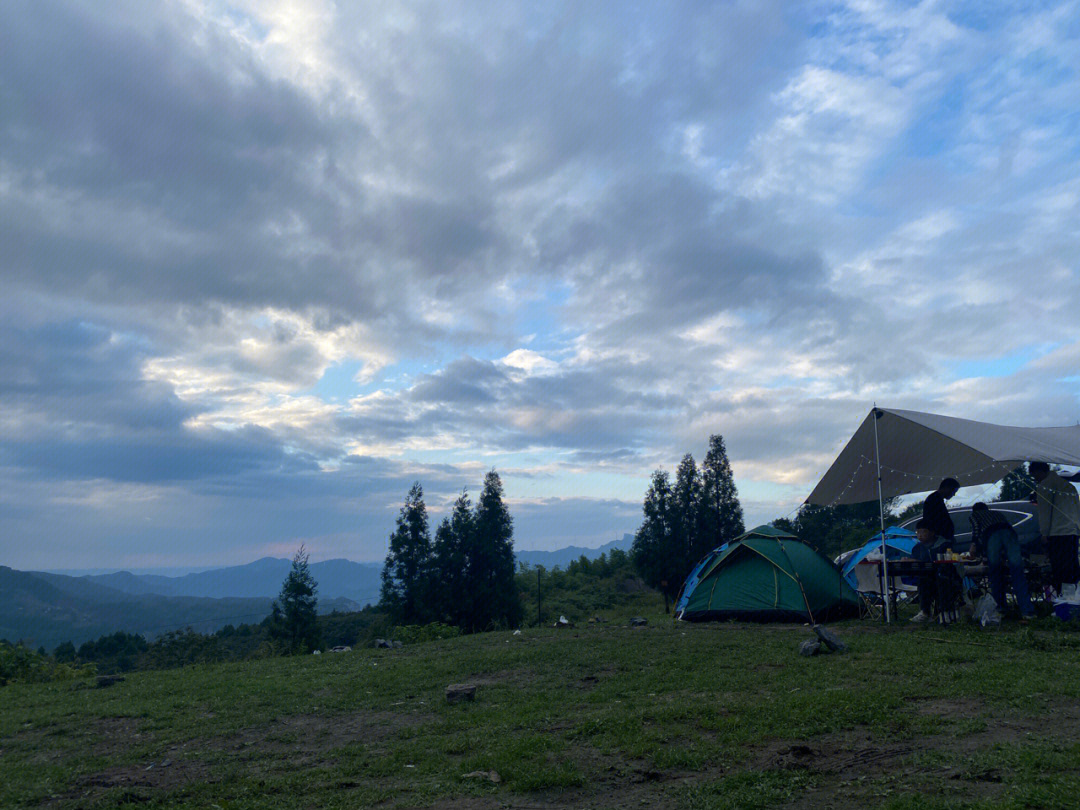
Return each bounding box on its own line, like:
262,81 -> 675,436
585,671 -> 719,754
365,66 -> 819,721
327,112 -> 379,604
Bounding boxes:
856,454 -> 1008,483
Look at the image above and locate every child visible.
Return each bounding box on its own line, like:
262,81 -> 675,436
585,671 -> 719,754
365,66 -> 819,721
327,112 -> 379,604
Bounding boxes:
909,519 -> 938,622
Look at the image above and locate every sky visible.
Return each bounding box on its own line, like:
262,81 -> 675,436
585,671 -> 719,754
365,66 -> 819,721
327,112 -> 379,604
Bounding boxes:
2,0 -> 1079,571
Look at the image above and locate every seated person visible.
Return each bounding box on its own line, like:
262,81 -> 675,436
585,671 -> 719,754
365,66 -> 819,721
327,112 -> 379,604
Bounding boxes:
970,502 -> 1034,619
910,519 -> 961,623
910,519 -> 941,622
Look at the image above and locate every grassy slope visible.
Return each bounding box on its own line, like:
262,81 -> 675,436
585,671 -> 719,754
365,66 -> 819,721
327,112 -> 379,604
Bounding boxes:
3,612 -> 1080,810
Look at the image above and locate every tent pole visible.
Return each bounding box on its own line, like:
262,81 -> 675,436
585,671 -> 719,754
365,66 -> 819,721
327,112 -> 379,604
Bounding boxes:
873,406 -> 891,623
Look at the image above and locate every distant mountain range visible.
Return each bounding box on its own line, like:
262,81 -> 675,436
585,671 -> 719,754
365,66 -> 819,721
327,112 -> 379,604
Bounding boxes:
2,535 -> 633,649
515,535 -> 633,569
83,557 -> 385,605
0,565 -> 363,651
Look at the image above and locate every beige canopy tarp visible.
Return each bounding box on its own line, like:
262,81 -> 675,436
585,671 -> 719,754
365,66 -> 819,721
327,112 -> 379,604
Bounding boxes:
807,408 -> 1080,506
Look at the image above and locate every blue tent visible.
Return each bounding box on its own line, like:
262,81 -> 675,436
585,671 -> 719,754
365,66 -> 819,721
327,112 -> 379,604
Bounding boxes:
840,527 -> 917,593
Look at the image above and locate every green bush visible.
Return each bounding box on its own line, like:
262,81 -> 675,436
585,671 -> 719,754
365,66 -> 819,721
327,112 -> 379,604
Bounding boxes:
0,641 -> 95,686
516,551 -> 663,625
393,622 -> 460,645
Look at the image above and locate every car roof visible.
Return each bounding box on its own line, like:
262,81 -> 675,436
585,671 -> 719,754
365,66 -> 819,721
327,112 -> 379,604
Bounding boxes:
899,500 -> 1036,524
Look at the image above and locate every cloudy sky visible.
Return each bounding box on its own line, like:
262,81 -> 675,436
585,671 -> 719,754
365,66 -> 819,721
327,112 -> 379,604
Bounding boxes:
2,0 -> 1079,571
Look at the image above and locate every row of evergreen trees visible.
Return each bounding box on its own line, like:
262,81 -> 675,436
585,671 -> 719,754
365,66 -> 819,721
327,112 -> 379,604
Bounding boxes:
249,470 -> 523,655
381,471 -> 522,631
631,435 -> 745,605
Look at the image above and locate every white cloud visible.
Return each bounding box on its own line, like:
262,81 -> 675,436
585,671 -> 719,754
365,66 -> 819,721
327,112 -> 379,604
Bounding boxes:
500,349 -> 559,375
741,65 -> 910,202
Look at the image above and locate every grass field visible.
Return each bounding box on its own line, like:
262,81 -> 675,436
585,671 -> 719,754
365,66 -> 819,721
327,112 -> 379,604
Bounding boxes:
4,612 -> 1080,809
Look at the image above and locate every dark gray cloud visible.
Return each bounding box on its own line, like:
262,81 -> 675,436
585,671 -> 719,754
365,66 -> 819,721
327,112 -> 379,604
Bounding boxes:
0,316 -> 314,483
0,0 -> 809,332
0,319 -> 194,436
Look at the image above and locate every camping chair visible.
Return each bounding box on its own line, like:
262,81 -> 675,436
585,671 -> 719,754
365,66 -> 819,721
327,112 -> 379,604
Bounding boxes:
851,560 -> 917,620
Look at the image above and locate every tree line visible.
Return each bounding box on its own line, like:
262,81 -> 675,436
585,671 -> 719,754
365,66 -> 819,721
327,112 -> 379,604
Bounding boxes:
252,468 -> 524,655
380,470 -> 522,631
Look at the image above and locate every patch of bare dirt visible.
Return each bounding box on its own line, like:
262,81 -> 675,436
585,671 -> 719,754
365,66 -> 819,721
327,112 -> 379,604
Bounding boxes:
89,715 -> 146,756
753,730 -> 915,779
53,708 -> 434,808
466,667 -> 538,688
906,695 -> 985,716
227,708 -> 433,754
72,755 -> 213,795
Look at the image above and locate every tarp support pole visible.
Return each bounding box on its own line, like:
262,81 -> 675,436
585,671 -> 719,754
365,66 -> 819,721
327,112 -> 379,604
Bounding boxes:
873,406 -> 891,623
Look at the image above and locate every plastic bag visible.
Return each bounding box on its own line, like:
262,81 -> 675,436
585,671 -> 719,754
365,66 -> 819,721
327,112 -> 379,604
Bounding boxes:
973,593 -> 1001,627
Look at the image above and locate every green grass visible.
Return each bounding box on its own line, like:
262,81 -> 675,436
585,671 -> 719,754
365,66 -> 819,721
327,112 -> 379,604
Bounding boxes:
4,613 -> 1080,809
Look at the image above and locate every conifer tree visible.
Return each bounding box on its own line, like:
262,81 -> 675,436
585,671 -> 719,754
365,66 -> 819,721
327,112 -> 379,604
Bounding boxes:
381,482 -> 432,624
632,468 -> 682,602
700,434 -> 744,552
432,489 -> 473,626
672,453 -> 703,577
269,545 -> 321,653
467,470 -> 522,631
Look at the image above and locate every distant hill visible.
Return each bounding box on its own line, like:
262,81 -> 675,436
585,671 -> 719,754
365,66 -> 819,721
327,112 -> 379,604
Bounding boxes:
85,558 -> 384,606
515,535 -> 633,569
76,538 -> 632,603
0,566 -> 359,650
3,537 -> 632,648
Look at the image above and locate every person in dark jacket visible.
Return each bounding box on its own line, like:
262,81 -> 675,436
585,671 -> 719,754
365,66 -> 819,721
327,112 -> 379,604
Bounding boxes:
922,477 -> 960,548
969,502 -> 1034,619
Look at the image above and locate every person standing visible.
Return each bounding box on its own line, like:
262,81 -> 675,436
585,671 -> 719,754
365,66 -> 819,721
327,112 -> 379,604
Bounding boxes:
922,477 -> 960,550
969,502 -> 1034,619
1029,461 -> 1080,594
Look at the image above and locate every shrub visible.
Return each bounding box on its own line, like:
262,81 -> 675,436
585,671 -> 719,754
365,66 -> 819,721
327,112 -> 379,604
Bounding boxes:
0,641 -> 95,686
393,622 -> 460,645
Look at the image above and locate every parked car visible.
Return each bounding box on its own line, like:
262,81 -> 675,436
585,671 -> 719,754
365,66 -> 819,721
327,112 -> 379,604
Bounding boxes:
898,499 -> 1041,555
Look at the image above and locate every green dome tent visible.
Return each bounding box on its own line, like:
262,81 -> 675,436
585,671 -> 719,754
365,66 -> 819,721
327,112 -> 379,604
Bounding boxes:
678,526 -> 861,623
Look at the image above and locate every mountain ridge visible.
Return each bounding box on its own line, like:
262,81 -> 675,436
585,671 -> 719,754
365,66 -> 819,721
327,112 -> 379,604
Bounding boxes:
75,535 -> 634,602
3,535 -> 634,647
0,566 -> 360,650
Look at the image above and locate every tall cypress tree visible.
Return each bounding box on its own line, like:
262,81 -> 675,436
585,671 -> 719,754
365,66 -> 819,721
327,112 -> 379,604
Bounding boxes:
381,482 -> 432,624
431,489 -> 473,626
468,470 -> 522,631
672,453 -> 703,579
632,468 -> 681,602
700,434 -> 744,551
